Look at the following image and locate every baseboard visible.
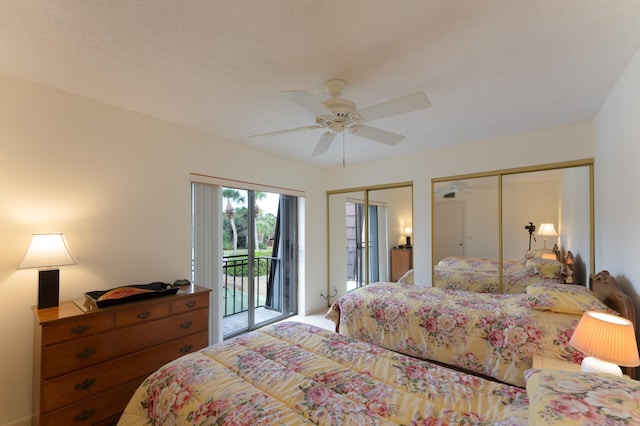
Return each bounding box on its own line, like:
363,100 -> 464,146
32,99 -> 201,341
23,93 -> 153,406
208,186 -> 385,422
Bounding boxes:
1,414 -> 32,426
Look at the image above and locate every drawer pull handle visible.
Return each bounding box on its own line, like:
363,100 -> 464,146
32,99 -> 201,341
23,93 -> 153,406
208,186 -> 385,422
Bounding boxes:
179,344 -> 193,353
74,409 -> 96,422
137,311 -> 150,319
180,320 -> 193,329
75,378 -> 97,391
71,325 -> 90,334
76,348 -> 96,359
186,301 -> 196,308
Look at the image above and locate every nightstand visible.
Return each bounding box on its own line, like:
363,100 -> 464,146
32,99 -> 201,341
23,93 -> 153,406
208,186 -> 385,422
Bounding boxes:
532,354 -> 581,372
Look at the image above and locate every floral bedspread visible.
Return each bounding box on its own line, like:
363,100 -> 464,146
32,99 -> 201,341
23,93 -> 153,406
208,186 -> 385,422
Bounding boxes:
435,256 -> 522,273
434,266 -> 561,294
434,253 -> 565,294
525,368 -> 640,425
326,282 -> 584,387
118,321 -> 529,425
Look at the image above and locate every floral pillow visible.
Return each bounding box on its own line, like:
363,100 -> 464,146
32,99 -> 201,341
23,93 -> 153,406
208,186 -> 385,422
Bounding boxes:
525,283 -> 612,315
525,248 -> 555,260
525,368 -> 640,425
397,269 -> 414,284
526,258 -> 564,278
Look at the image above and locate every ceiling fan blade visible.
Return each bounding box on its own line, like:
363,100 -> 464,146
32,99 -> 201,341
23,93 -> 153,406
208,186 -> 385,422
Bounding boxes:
351,125 -> 404,145
284,90 -> 334,117
358,92 -> 431,122
250,125 -> 322,138
312,132 -> 336,156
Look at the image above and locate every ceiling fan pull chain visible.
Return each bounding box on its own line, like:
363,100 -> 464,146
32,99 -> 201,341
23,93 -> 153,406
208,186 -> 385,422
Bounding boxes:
342,131 -> 346,167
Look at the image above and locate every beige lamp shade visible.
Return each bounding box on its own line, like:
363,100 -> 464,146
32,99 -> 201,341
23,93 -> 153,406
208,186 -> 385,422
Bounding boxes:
17,233 -> 77,269
536,223 -> 558,237
404,227 -> 412,235
570,310 -> 640,367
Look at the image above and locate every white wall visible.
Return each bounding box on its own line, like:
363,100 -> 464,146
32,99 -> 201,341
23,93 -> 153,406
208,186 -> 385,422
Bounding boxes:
594,45 -> 640,330
0,74 -> 328,425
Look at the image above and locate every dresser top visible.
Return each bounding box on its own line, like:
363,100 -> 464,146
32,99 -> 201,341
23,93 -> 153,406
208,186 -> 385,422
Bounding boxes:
33,284 -> 210,324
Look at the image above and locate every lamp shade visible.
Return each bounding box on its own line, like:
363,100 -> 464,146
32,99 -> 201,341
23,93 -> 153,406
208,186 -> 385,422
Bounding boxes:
17,233 -> 77,269
570,310 -> 640,367
536,223 -> 558,237
404,227 -> 412,235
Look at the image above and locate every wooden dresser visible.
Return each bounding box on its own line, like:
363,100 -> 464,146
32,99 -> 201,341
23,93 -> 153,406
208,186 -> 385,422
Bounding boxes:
32,285 -> 210,426
391,247 -> 413,281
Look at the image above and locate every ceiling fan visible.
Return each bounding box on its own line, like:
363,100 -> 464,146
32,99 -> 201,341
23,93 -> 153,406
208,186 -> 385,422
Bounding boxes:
252,79 -> 431,156
435,181 -> 473,197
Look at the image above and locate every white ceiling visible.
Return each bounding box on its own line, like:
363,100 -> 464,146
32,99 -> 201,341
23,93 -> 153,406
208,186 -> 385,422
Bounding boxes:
2,1 -> 640,168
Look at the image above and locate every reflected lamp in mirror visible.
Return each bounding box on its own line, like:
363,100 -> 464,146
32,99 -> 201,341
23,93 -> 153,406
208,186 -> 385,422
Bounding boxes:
404,227 -> 412,248
18,233 -> 77,309
569,310 -> 640,376
536,223 -> 557,248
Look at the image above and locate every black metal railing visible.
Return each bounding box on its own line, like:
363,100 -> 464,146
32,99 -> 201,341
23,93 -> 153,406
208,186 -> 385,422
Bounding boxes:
222,254 -> 279,317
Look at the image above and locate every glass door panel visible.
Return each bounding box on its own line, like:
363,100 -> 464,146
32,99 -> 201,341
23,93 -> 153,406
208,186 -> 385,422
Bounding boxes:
222,188 -> 296,338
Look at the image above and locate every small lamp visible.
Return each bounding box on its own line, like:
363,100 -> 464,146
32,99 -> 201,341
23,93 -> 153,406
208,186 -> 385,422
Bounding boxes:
18,233 -> 77,309
569,310 -> 640,376
536,223 -> 557,249
404,227 -> 412,248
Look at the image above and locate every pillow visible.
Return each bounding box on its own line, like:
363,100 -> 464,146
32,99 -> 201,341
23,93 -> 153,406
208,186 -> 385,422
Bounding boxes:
397,269 -> 414,285
525,283 -> 611,315
526,257 -> 564,278
525,368 -> 640,426
525,248 -> 556,259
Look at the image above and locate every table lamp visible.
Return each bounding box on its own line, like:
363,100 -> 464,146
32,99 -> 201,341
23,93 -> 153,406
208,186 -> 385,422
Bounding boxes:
18,233 -> 77,309
569,310 -> 640,376
404,227 -> 412,248
536,223 -> 557,249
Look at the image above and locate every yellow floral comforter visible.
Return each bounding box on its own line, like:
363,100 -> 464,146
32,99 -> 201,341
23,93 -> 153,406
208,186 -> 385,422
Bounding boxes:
326,282 -> 585,387
434,255 -> 566,293
434,266 -> 563,294
525,369 -> 640,425
119,321 -> 529,425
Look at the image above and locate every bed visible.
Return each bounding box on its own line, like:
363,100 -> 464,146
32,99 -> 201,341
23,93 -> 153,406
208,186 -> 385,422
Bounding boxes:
118,320 -> 640,425
433,245 -> 576,293
326,270 -> 635,387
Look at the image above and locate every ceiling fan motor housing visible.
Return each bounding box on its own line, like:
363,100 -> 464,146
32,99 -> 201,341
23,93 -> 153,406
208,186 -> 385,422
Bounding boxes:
317,96 -> 362,133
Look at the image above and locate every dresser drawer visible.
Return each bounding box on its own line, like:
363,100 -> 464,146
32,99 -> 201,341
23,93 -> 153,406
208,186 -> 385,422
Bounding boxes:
43,309 -> 209,378
40,378 -> 142,426
42,314 -> 114,346
172,292 -> 209,314
41,330 -> 209,412
115,301 -> 171,327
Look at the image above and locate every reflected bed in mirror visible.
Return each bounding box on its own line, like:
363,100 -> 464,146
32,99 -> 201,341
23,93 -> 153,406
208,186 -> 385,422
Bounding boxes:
432,159 -> 593,292
433,244 -> 575,293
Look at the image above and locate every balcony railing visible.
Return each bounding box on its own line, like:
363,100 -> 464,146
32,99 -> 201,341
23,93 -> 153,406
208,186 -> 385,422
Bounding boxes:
222,254 -> 279,317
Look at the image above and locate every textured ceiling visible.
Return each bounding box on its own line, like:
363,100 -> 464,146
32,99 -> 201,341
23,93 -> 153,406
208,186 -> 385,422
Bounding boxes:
2,1 -> 640,168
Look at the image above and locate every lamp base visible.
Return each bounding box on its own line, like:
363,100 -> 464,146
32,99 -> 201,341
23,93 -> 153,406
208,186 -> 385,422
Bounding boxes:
38,269 -> 60,309
405,236 -> 412,248
581,356 -> 623,376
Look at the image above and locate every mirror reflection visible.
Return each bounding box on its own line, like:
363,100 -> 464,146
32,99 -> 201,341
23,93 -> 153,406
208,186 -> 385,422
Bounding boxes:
432,161 -> 592,293
328,184 -> 413,298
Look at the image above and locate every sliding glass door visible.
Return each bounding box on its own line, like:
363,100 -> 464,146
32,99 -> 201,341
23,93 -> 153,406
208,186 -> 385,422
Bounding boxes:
192,182 -> 298,341
220,188 -> 297,338
346,200 -> 382,291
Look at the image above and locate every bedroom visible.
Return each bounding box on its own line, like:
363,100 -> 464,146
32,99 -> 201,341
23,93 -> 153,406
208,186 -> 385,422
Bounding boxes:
1,2 -> 640,425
